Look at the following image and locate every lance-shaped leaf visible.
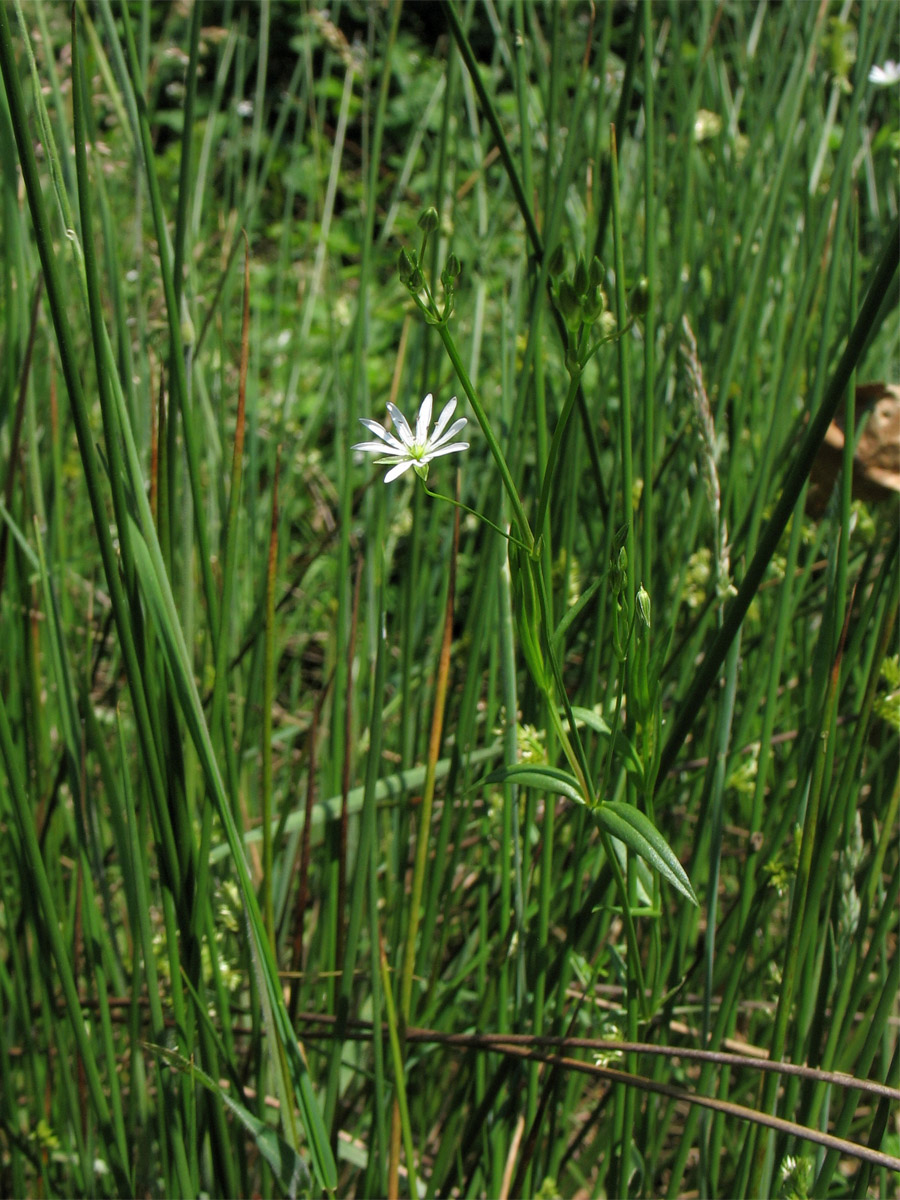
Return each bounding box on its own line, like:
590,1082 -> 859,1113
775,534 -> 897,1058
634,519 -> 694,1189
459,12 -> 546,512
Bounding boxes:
590,801 -> 697,905
482,763 -> 585,803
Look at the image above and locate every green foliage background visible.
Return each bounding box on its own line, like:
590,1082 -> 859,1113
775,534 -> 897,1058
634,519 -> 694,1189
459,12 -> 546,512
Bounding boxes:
0,2 -> 897,1197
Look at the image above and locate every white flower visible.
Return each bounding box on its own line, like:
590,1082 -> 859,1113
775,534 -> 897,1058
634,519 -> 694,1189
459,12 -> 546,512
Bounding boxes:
868,60 -> 900,86
353,393 -> 468,482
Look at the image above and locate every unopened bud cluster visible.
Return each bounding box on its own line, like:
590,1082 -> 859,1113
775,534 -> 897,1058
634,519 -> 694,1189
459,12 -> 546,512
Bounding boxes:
608,524 -> 629,607
550,248 -> 612,335
397,208 -> 460,326
398,246 -> 425,293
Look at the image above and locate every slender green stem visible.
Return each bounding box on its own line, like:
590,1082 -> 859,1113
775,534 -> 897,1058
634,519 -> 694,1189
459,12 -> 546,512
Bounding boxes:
262,450 -> 280,942
535,368 -> 582,539
744,609 -> 849,1197
641,0 -> 656,603
421,483 -> 531,551
434,322 -> 534,547
610,124 -> 636,598
399,497 -> 459,1025
116,0 -> 221,644
440,0 -> 542,258
0,687 -> 132,1193
0,1 -> 180,880
380,931 -> 419,1200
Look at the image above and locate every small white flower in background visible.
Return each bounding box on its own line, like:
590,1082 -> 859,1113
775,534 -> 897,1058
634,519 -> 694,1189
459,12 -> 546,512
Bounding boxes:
869,60 -> 900,86
353,393 -> 468,482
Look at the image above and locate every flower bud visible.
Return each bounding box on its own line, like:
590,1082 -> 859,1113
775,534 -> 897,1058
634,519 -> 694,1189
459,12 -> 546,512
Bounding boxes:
418,206 -> 440,234
636,583 -> 651,630
628,276 -> 650,316
398,247 -> 416,284
547,244 -> 566,279
573,255 -> 588,297
441,254 -> 461,292
557,279 -> 582,331
598,311 -> 618,340
582,285 -> 606,323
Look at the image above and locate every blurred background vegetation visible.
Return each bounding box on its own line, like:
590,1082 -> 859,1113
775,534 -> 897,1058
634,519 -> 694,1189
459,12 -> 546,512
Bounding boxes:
0,1 -> 897,1197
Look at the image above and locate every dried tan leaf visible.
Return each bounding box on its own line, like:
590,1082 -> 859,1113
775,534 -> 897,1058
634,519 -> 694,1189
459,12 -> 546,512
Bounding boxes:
806,383 -> 900,517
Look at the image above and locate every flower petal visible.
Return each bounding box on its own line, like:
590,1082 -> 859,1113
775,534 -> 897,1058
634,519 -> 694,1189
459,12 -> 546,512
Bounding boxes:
869,60 -> 900,85
352,440 -> 406,456
357,419 -> 404,450
421,441 -> 469,462
358,417 -> 387,436
430,396 -> 459,442
415,393 -> 433,445
355,395 -> 468,482
428,416 -> 467,450
386,402 -> 415,448
383,458 -> 417,482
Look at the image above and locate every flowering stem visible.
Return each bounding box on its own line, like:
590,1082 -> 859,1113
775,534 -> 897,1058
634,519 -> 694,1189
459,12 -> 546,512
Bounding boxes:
535,366 -> 582,539
532,556 -> 649,1019
530,557 -> 592,797
433,322 -> 534,550
420,485 -> 532,553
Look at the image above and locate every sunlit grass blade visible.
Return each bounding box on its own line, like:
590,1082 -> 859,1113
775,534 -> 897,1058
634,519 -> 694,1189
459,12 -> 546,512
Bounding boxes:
149,1045 -> 312,1199
129,522 -> 338,1192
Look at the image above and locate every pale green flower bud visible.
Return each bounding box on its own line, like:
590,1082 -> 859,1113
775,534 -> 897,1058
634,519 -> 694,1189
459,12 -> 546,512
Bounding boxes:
636,583 -> 651,630
398,247 -> 416,284
441,254 -> 461,293
582,285 -> 606,323
418,206 -> 439,234
573,255 -> 588,297
547,244 -> 566,279
629,276 -> 650,316
558,279 -> 582,331
598,311 -> 618,340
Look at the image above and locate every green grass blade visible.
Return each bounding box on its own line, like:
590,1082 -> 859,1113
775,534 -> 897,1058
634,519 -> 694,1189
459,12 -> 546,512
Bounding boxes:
128,523 -> 338,1192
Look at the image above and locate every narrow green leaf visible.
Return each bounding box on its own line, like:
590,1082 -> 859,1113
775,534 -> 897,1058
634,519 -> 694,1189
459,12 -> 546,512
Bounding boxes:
551,576 -> 603,653
128,523 -> 338,1194
482,764 -> 584,803
569,706 -> 645,785
568,705 -> 612,736
590,801 -> 697,905
148,1045 -> 311,1199
210,744 -> 503,864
